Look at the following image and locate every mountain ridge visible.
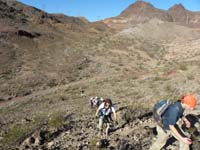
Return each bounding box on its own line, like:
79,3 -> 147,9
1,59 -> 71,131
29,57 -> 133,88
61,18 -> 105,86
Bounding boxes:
102,1 -> 200,30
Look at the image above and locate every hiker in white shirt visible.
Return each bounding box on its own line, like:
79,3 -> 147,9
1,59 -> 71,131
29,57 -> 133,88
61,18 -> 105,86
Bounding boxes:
95,98 -> 117,136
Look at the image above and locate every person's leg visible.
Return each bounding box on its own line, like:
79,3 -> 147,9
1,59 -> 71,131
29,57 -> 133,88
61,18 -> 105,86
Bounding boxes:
105,123 -> 110,137
98,117 -> 104,134
149,126 -> 170,150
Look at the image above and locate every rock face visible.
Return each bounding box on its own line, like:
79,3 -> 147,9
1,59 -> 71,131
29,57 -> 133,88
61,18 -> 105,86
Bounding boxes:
102,1 -> 200,31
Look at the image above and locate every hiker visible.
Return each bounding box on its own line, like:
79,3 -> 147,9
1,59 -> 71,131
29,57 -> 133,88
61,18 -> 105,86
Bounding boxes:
95,98 -> 117,136
90,96 -> 98,108
90,96 -> 104,108
181,114 -> 200,150
149,94 -> 197,150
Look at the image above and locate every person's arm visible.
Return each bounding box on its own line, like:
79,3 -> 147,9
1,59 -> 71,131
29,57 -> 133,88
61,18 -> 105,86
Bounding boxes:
111,107 -> 117,121
95,108 -> 100,117
113,110 -> 117,121
95,103 -> 104,117
169,125 -> 192,144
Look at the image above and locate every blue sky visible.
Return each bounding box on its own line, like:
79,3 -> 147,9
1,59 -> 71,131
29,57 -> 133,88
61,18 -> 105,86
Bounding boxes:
17,0 -> 200,22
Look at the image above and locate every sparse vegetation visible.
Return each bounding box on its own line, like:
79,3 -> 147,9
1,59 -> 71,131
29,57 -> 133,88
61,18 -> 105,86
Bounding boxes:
1,0 -> 200,149
2,125 -> 29,146
48,112 -> 65,129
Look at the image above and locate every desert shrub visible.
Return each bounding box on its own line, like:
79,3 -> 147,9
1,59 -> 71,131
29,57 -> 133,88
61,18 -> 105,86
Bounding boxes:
2,125 -> 29,147
46,79 -> 58,87
48,112 -> 64,129
178,64 -> 187,71
187,75 -> 195,80
164,83 -> 173,92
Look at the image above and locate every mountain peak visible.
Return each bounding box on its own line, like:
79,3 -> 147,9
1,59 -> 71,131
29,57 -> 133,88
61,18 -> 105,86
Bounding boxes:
126,0 -> 154,10
119,1 -> 155,17
168,4 -> 186,11
134,0 -> 154,7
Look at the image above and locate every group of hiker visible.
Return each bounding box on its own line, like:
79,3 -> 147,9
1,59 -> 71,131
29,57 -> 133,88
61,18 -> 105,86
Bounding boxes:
91,94 -> 200,150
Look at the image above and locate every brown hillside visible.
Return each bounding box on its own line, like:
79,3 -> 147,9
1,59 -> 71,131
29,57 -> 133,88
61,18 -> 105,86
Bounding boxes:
0,0 -> 110,99
1,0 -> 200,150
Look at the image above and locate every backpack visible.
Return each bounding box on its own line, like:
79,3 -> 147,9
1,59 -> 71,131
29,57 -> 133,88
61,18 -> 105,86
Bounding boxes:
98,102 -> 113,118
153,100 -> 174,129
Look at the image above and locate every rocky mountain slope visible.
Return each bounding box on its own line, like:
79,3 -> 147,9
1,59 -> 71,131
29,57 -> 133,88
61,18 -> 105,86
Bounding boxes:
0,0 -> 200,149
0,0 -> 110,99
103,1 -> 200,30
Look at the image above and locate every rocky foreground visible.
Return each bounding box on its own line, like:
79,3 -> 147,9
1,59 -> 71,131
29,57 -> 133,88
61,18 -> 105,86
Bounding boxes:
16,105 -> 200,150
17,107 -> 155,150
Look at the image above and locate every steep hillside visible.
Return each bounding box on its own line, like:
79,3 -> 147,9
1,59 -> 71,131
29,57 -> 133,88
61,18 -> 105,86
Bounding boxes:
0,0 -> 200,150
0,0 -> 110,100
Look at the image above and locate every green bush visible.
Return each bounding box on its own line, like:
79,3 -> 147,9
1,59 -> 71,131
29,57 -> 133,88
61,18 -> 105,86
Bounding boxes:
48,112 -> 64,129
179,64 -> 187,71
2,125 -> 29,147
